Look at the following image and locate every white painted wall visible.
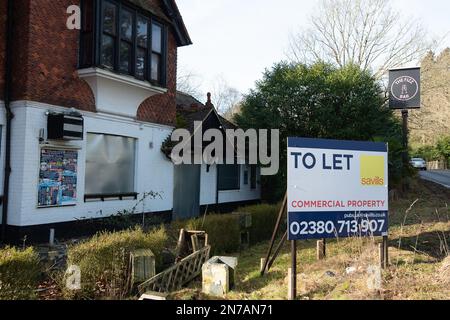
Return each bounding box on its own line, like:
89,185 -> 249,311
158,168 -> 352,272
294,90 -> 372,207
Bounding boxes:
0,101 -> 5,224
199,164 -> 261,206
78,68 -> 167,118
1,100 -> 262,227
7,101 -> 174,227
199,164 -> 217,205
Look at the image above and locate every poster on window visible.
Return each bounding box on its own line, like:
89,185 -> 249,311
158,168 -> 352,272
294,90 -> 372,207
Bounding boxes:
38,148 -> 78,207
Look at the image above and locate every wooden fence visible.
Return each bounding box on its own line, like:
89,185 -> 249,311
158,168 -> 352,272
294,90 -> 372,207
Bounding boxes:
138,245 -> 211,294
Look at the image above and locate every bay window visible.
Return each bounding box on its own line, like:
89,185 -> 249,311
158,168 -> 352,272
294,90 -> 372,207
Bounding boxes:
80,0 -> 167,87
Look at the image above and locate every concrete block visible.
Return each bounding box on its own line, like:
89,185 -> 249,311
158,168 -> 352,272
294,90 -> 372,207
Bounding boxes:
139,291 -> 169,300
130,249 -> 156,284
202,256 -> 238,297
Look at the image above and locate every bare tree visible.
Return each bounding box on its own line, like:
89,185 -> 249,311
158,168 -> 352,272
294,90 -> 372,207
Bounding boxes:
287,0 -> 438,77
177,68 -> 242,114
177,66 -> 204,101
210,75 -> 243,115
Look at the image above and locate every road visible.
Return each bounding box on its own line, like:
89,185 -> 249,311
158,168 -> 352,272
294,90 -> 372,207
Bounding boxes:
419,170 -> 450,189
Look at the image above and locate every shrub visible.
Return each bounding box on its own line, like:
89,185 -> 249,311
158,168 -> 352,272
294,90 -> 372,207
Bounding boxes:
0,246 -> 41,300
240,203 -> 281,245
186,214 -> 241,255
65,226 -> 168,299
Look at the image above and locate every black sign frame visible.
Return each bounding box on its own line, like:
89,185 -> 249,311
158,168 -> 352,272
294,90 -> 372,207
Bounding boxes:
389,67 -> 421,109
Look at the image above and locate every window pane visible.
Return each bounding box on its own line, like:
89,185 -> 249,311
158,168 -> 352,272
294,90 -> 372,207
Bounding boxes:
136,48 -> 146,78
103,1 -> 116,35
137,17 -> 148,48
119,41 -> 131,73
120,9 -> 133,41
101,35 -> 114,68
152,23 -> 162,53
218,165 -> 241,191
82,0 -> 94,32
85,133 -> 136,195
151,53 -> 160,81
81,33 -> 93,66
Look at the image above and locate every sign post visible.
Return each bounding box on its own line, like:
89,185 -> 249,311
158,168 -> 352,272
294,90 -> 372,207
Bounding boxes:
289,240 -> 297,300
286,138 -> 390,298
389,67 -> 421,190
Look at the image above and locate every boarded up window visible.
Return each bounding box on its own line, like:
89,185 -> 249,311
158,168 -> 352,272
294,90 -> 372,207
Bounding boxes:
85,133 -> 136,195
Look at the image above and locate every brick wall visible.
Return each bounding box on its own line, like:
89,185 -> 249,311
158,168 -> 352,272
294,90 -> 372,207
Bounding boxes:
137,31 -> 178,126
7,0 -> 178,125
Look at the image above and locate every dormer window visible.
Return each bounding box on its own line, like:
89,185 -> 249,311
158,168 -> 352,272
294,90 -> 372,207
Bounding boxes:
80,0 -> 167,87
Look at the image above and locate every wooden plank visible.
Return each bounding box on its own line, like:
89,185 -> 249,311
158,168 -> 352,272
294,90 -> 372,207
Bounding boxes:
191,234 -> 199,252
261,192 -> 287,276
138,245 -> 211,294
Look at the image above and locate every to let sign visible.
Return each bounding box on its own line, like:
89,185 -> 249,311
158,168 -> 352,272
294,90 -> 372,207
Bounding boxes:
389,67 -> 421,109
287,138 -> 389,240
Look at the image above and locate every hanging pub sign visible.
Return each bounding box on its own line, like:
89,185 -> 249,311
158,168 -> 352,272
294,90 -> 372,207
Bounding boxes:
38,148 -> 78,207
389,67 -> 421,109
287,138 -> 389,240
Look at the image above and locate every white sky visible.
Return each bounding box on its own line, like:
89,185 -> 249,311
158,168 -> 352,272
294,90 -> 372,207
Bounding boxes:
176,0 -> 450,98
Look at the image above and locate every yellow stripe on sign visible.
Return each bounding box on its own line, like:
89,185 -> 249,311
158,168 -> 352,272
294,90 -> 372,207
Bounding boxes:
360,155 -> 385,186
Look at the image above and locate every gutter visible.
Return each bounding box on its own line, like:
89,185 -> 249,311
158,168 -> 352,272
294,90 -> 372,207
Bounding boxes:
1,0 -> 14,242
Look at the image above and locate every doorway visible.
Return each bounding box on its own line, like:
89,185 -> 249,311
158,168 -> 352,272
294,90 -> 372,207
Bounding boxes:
173,164 -> 201,220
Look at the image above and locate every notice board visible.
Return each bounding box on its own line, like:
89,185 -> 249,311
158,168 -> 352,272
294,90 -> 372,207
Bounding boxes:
287,138 -> 389,240
38,148 -> 78,207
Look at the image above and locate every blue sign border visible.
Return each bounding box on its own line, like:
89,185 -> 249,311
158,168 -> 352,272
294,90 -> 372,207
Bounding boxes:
288,137 -> 388,153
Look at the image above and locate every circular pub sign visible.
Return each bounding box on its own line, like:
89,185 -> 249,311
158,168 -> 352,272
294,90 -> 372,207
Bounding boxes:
388,68 -> 421,109
390,76 -> 419,101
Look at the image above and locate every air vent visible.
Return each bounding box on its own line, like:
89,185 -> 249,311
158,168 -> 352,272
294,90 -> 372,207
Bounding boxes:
47,113 -> 84,140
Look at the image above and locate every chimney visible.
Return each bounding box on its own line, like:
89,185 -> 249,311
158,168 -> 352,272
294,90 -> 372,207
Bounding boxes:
205,92 -> 214,108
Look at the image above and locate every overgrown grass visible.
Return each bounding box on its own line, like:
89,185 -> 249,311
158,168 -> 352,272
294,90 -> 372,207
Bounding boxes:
171,203 -> 281,256
0,246 -> 42,300
184,214 -> 241,255
240,203 -> 282,245
64,226 -> 168,300
172,178 -> 450,300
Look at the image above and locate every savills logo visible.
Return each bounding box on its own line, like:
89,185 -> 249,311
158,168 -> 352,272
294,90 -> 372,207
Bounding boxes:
360,155 -> 385,186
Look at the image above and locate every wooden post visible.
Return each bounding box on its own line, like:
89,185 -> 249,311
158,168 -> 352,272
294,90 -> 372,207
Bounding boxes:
317,240 -> 325,260
289,240 -> 297,300
402,110 -> 409,192
267,231 -> 288,271
379,236 -> 389,269
261,192 -> 287,276
260,258 -> 266,273
379,243 -> 385,269
383,236 -> 389,269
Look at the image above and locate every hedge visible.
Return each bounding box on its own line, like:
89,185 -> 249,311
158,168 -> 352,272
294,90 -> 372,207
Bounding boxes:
242,203 -> 282,245
186,214 -> 241,255
65,226 -> 168,299
0,246 -> 41,300
180,203 -> 281,255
